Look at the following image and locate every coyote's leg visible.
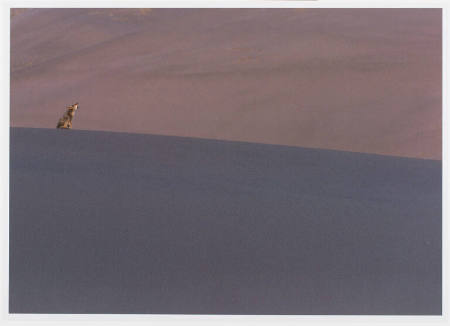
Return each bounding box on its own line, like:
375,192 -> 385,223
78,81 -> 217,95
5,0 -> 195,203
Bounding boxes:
57,119 -> 71,129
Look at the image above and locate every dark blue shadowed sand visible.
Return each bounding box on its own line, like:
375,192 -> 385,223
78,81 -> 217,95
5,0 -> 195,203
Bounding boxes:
9,127 -> 441,314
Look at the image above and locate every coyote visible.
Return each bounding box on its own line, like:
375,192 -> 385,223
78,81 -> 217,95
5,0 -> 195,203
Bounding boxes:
56,103 -> 79,129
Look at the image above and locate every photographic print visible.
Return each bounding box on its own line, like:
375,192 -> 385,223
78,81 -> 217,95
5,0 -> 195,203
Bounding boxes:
9,7 -> 442,315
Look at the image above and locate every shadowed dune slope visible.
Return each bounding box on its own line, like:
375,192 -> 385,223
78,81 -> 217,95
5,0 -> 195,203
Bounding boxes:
10,128 -> 441,314
10,9 -> 441,159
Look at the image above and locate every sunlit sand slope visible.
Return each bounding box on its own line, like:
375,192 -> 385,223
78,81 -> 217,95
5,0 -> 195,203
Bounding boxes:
10,9 -> 442,159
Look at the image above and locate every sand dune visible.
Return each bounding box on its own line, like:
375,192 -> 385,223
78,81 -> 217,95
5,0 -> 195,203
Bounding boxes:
10,128 -> 441,314
10,9 -> 442,159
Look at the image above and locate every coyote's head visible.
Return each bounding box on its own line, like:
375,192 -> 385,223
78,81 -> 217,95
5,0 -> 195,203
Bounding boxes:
68,103 -> 79,111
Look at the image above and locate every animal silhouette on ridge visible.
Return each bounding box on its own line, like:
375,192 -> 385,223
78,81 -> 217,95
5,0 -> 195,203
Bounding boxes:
56,103 -> 79,129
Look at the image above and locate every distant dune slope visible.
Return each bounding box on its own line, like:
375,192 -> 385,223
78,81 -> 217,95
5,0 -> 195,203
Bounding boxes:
10,128 -> 441,314
10,9 -> 441,159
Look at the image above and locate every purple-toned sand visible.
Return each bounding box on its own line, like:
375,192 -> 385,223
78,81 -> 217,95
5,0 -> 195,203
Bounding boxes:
10,8 -> 442,159
10,8 -> 442,315
9,128 -> 441,314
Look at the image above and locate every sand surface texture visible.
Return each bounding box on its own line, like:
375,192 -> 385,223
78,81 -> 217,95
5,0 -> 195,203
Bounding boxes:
10,128 -> 441,314
10,9 -> 442,159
